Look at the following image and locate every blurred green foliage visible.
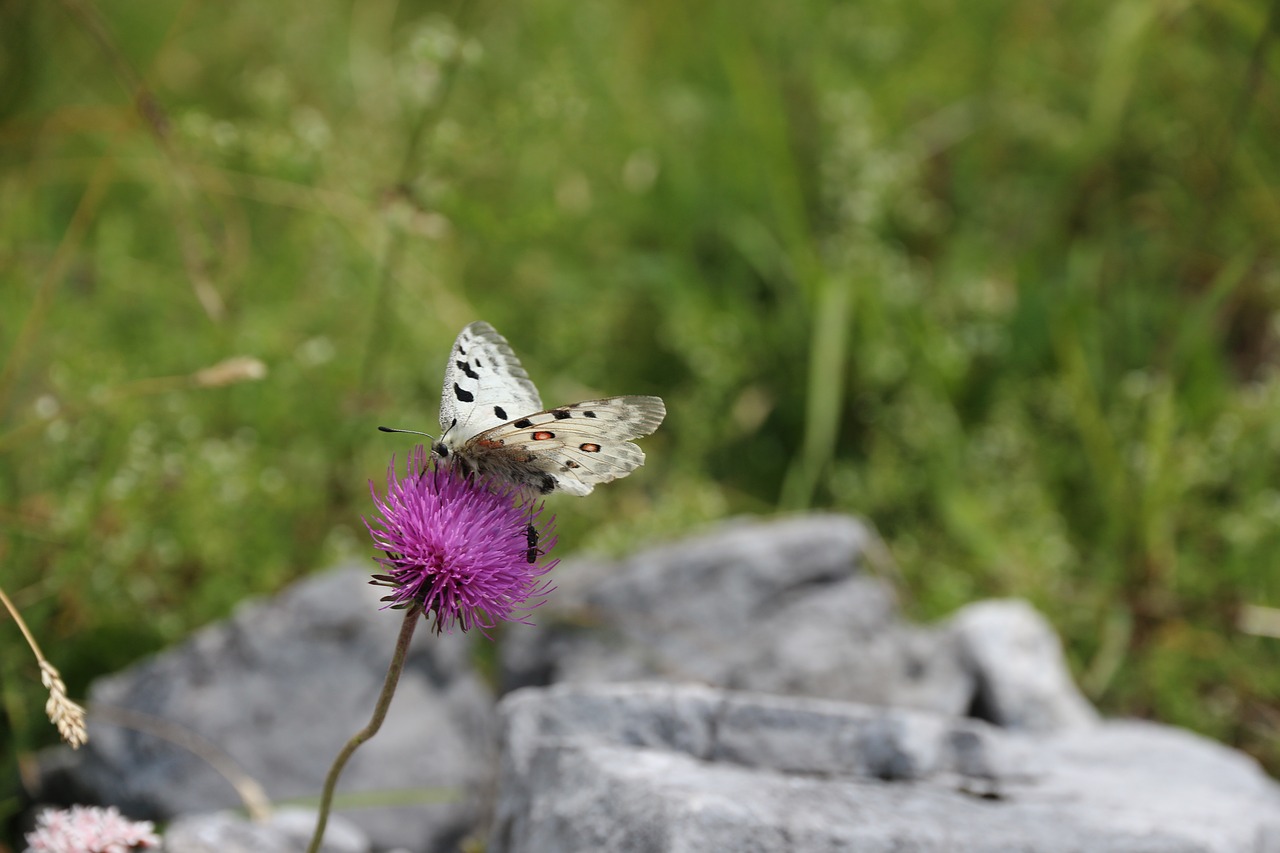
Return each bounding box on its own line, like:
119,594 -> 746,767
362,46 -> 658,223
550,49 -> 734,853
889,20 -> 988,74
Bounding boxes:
2,0 -> 1279,823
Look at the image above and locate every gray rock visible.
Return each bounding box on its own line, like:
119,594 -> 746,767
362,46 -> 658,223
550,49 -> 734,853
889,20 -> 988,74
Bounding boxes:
502,514 -> 974,717
490,682 -> 1280,853
949,599 -> 1099,732
47,566 -> 494,853
162,807 -> 370,853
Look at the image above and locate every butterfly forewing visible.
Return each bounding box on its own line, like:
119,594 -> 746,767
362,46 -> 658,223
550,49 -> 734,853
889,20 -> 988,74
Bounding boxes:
439,321 -> 543,444
484,397 -> 665,436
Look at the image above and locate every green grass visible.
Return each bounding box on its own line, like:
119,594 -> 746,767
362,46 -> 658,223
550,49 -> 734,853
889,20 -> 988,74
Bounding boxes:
3,0 -> 1280,827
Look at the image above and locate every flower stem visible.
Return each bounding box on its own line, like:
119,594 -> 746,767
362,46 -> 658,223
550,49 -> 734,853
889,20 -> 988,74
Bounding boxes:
306,606 -> 420,853
0,583 -> 47,662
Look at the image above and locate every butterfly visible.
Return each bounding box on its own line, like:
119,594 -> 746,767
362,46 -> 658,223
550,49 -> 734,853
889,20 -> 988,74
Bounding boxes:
382,321 -> 665,496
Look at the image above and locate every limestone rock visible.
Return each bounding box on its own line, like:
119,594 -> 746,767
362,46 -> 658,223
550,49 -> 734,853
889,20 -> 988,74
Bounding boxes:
949,598 -> 1098,732
502,514 -> 974,717
162,807 -> 370,853
490,682 -> 1280,853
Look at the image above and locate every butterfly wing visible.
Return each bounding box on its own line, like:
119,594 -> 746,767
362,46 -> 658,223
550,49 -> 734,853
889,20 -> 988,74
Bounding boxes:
439,321 -> 543,444
463,396 -> 666,495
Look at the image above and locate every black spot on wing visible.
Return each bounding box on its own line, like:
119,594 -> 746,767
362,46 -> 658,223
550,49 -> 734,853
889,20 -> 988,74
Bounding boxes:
583,411 -> 597,418
453,384 -> 474,403
456,360 -> 479,380
538,474 -> 556,494
494,405 -> 508,420
513,418 -> 533,429
553,409 -> 571,420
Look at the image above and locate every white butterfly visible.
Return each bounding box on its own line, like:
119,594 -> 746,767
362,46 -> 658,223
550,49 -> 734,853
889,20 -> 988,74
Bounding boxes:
383,321 -> 665,496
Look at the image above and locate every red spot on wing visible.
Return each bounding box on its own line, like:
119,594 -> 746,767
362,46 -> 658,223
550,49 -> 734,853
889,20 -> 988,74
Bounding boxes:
580,443 -> 601,453
532,431 -> 555,441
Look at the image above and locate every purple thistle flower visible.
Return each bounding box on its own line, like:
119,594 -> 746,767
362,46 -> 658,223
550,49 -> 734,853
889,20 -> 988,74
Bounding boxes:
365,446 -> 558,635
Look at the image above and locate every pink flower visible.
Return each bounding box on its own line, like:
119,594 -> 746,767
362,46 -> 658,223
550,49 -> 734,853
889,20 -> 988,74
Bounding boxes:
25,805 -> 159,853
366,446 -> 558,635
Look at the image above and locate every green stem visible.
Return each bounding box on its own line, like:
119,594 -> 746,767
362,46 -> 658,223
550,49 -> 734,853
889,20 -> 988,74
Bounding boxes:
306,606 -> 420,853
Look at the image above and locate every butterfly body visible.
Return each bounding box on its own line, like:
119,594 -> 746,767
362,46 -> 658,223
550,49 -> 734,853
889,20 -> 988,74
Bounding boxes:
431,322 -> 665,496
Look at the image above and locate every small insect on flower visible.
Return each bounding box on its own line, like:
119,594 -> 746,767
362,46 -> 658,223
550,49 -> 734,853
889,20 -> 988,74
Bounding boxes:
525,523 -> 544,564
365,446 -> 558,635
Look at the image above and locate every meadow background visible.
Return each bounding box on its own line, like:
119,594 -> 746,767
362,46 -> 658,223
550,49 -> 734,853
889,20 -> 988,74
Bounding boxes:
2,0 -> 1279,828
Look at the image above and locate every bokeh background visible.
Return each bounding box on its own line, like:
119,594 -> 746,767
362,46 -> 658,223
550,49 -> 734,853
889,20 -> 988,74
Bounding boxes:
2,0 -> 1279,829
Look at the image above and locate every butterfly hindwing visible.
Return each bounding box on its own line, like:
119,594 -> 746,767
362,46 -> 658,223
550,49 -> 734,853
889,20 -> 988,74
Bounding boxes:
462,396 -> 666,496
439,321 -> 543,444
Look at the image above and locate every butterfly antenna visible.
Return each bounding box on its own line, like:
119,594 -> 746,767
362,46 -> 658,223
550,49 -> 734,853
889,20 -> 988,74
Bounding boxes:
377,426 -> 437,442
